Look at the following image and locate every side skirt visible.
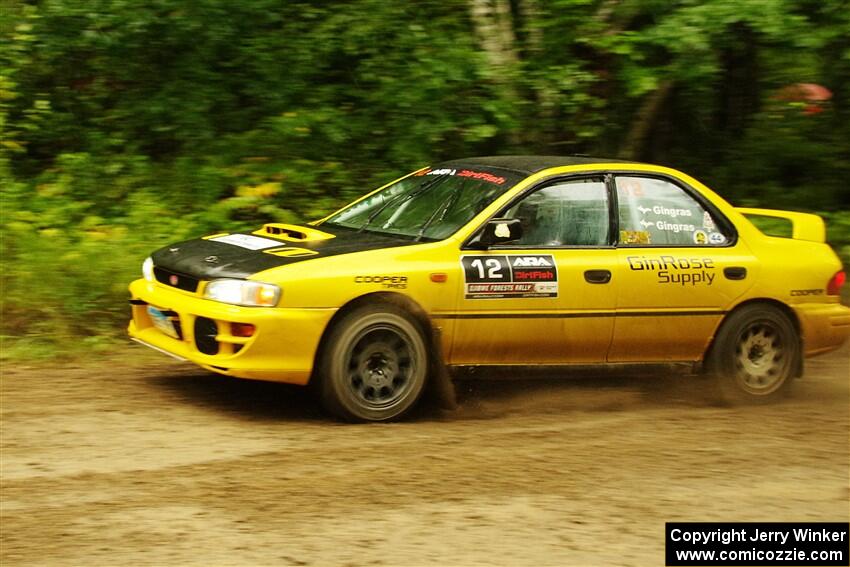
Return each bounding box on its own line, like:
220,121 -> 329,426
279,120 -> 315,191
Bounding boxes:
449,361 -> 702,380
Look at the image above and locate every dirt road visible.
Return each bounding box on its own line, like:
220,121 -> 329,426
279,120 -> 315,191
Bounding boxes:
2,345 -> 848,566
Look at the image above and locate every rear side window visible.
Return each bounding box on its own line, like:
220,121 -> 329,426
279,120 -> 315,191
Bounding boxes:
616,176 -> 728,246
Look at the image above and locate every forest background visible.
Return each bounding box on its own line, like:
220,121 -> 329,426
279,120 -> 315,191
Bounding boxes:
2,0 -> 848,358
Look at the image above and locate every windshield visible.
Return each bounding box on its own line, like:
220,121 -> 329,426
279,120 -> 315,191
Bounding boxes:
322,166 -> 523,240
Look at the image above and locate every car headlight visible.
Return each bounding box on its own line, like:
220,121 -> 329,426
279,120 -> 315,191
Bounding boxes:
204,279 -> 281,307
142,257 -> 155,282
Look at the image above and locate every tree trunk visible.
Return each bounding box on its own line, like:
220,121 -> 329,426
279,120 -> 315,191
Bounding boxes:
468,0 -> 522,146
469,0 -> 520,70
620,81 -> 673,160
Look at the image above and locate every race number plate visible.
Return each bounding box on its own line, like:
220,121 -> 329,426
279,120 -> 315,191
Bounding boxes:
461,255 -> 558,299
147,305 -> 179,339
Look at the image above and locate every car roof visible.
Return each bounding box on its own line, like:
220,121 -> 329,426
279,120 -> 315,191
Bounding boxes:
438,155 -> 639,175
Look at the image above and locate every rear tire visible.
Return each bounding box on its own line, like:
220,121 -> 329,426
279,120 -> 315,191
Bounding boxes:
707,304 -> 799,404
317,303 -> 428,422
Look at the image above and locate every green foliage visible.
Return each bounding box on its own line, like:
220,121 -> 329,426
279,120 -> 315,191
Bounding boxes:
1,0 -> 849,357
824,211 -> 850,267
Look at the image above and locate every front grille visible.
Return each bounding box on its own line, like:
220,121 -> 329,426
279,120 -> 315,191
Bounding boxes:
154,266 -> 200,293
194,317 -> 219,355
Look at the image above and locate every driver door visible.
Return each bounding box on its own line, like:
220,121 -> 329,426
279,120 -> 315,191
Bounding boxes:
447,176 -> 618,365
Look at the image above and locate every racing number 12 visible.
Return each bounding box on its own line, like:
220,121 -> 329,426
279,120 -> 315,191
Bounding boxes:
470,258 -> 503,279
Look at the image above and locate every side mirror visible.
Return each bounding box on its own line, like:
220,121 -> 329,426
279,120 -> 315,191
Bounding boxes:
470,218 -> 523,249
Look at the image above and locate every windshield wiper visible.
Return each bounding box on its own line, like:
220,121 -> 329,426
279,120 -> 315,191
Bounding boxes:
358,175 -> 447,233
415,179 -> 465,241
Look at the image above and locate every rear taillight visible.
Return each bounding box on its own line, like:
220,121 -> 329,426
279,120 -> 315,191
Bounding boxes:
827,271 -> 846,295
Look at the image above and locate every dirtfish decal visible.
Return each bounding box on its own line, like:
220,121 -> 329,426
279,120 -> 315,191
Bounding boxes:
416,168 -> 507,185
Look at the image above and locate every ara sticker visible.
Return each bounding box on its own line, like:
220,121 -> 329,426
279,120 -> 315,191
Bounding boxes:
703,211 -> 716,230
425,168 -> 456,176
708,232 -> 726,245
210,234 -> 283,250
461,255 -> 558,299
693,230 -> 708,245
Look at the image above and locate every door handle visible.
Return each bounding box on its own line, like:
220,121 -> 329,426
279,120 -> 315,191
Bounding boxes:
584,269 -> 612,284
724,267 -> 747,280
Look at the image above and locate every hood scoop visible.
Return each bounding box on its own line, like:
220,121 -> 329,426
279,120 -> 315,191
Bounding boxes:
254,223 -> 336,242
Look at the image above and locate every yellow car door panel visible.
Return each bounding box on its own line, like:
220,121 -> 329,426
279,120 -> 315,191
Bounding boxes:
448,177 -> 616,365
448,249 -> 617,364
609,174 -> 759,362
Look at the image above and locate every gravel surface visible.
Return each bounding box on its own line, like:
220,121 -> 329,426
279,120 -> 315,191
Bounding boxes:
2,345 -> 848,566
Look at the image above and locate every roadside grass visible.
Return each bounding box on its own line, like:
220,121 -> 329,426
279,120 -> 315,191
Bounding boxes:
0,334 -> 171,368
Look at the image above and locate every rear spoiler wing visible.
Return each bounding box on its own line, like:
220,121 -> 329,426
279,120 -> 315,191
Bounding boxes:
736,208 -> 826,243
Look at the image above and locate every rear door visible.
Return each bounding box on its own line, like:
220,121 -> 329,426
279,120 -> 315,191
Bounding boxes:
608,174 -> 757,362
447,176 -> 618,365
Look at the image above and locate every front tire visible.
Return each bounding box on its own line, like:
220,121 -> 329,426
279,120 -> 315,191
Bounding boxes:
707,304 -> 800,404
317,303 -> 428,422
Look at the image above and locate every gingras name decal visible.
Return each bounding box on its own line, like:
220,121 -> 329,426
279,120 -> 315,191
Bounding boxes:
462,255 -> 558,299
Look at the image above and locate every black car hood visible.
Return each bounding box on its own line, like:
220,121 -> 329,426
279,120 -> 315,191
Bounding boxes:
151,224 -> 415,280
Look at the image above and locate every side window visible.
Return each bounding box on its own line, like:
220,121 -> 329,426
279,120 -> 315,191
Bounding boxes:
502,179 -> 609,247
616,176 -> 728,246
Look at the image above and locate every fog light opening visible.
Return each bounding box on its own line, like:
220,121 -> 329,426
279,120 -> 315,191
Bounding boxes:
231,323 -> 256,337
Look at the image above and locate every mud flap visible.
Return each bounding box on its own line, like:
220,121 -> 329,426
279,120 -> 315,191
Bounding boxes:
427,327 -> 457,410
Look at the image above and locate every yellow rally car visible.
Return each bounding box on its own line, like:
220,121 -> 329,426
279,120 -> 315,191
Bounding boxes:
128,156 -> 850,421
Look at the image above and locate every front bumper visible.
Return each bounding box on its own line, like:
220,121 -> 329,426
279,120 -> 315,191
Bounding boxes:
793,301 -> 850,356
128,279 -> 336,384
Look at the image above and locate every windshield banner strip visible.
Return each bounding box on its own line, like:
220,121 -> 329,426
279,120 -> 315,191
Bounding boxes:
416,168 -> 509,185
